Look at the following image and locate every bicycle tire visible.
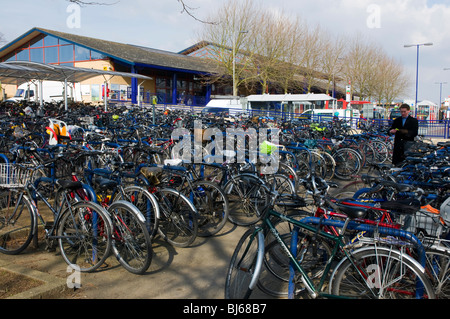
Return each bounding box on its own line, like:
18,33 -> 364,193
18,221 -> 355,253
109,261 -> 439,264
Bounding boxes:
190,180 -> 229,237
155,188 -> 198,248
108,200 -> 152,274
368,140 -> 389,164
333,148 -> 362,180
114,185 -> 160,239
316,150 -> 335,181
0,190 -> 35,255
58,200 -> 112,272
330,247 -> 436,299
224,174 -> 269,226
277,162 -> 298,191
424,248 -> 450,298
258,212 -> 332,297
265,174 -> 296,195
225,227 -> 264,299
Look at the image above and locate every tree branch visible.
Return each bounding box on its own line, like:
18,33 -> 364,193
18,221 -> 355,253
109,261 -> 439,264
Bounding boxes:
67,0 -> 119,6
178,0 -> 218,24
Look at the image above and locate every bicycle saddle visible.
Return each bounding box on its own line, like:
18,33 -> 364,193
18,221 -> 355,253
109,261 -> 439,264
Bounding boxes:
56,179 -> 83,191
93,177 -> 118,191
379,180 -> 413,192
336,202 -> 368,219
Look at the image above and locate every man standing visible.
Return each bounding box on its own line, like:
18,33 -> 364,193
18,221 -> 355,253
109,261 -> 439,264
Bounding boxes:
389,104 -> 419,165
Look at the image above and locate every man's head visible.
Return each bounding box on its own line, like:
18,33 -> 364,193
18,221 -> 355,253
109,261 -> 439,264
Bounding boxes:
399,104 -> 411,118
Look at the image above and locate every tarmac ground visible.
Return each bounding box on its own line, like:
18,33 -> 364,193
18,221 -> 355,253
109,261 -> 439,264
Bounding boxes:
0,220 -> 253,299
1,138 -> 448,300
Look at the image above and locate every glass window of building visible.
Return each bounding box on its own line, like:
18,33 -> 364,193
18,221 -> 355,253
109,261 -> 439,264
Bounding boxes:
44,35 -> 59,46
74,45 -> 91,61
59,39 -> 72,46
30,48 -> 44,63
16,49 -> 29,61
90,50 -> 106,60
30,37 -> 44,48
44,46 -> 58,63
59,45 -> 74,62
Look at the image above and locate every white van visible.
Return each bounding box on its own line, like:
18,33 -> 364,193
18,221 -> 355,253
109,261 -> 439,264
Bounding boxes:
201,96 -> 250,117
6,81 -> 81,103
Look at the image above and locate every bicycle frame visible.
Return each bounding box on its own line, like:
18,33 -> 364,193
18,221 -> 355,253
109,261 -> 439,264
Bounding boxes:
252,206 -> 429,299
26,179 -> 84,242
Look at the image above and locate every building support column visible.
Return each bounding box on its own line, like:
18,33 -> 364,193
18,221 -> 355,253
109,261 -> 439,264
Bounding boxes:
205,83 -> 211,104
172,73 -> 177,105
131,65 -> 138,104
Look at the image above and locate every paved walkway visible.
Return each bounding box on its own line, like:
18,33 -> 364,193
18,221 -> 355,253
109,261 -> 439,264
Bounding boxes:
1,137 -> 448,300
0,221 -> 265,299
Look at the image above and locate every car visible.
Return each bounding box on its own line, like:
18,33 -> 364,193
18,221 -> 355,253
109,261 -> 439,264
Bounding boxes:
389,109 -> 401,120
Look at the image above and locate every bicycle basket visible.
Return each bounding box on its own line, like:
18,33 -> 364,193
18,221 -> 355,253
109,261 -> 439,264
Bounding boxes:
401,207 -> 447,247
0,163 -> 33,188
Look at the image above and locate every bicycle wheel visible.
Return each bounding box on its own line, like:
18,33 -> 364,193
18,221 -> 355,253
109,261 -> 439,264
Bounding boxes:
155,188 -> 198,248
277,162 -> 298,191
225,227 -> 264,299
190,180 -> 229,237
114,185 -> 160,239
258,213 -> 332,297
0,190 -> 35,255
265,174 -> 296,196
369,140 -> 389,164
424,248 -> 450,298
333,148 -> 361,180
316,150 -> 335,181
224,174 -> 269,226
108,200 -> 152,274
330,247 -> 435,299
58,201 -> 112,272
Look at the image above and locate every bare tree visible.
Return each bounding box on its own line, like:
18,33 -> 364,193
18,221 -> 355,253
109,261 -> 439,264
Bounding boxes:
250,10 -> 300,94
271,16 -> 306,94
320,33 -> 347,96
340,33 -> 410,109
372,55 -> 410,107
342,33 -> 377,100
297,24 -> 326,93
199,0 -> 261,96
67,0 -> 216,23
67,0 -> 118,5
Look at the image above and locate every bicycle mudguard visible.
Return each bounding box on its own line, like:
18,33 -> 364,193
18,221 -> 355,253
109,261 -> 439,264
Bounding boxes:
249,231 -> 265,291
122,185 -> 160,219
82,183 -> 97,203
327,245 -> 429,299
108,200 -> 145,223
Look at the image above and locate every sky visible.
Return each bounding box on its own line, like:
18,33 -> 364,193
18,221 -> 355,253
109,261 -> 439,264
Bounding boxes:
1,0 -> 450,105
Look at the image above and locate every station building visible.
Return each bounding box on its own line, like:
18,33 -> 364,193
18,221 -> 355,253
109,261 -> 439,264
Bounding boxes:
0,27 -> 338,106
0,27 -> 225,106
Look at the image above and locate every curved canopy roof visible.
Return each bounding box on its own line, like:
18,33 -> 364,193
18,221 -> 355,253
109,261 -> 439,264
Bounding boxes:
0,61 -> 152,85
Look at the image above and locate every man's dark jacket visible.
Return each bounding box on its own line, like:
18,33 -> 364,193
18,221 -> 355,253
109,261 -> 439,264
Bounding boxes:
389,115 -> 419,165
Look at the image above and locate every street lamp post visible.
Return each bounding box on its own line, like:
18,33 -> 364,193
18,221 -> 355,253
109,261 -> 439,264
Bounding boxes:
435,81 -> 447,111
232,30 -> 248,97
404,42 -> 433,117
